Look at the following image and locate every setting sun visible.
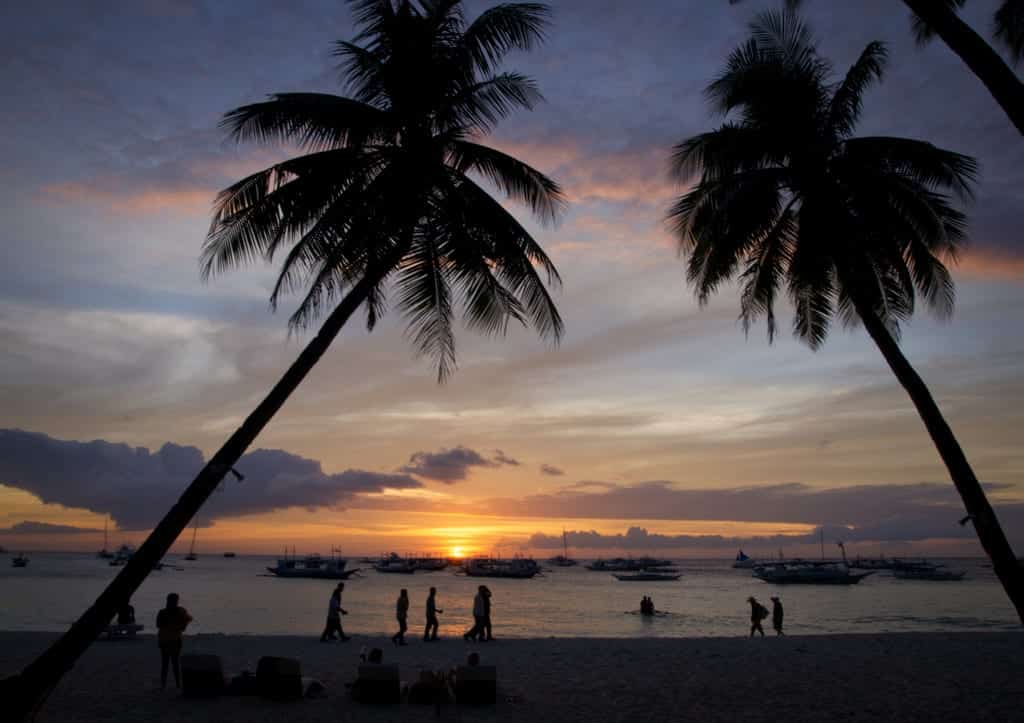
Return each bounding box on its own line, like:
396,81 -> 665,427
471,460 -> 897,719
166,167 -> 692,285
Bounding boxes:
450,546 -> 466,559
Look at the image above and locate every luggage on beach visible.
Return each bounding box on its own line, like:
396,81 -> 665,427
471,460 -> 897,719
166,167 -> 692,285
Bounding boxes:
256,656 -> 303,700
181,654 -> 225,698
454,665 -> 497,705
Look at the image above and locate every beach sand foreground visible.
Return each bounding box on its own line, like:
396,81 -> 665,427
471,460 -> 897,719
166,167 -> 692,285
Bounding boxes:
1,631 -> 1021,722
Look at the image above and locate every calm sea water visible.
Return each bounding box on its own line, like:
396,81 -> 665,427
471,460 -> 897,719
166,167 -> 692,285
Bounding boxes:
1,553 -> 1017,638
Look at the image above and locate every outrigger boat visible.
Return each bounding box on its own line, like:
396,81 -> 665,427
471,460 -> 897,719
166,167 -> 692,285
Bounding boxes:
374,553 -> 417,574
267,548 -> 355,579
613,572 -> 681,581
892,561 -> 966,581
464,556 -> 540,578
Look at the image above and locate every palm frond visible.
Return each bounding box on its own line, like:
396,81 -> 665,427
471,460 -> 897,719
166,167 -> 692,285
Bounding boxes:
448,139 -> 565,224
446,72 -> 543,133
995,0 -> 1024,62
828,41 -> 887,140
221,94 -> 389,150
462,3 -> 551,75
841,136 -> 978,200
911,0 -> 968,45
397,234 -> 458,382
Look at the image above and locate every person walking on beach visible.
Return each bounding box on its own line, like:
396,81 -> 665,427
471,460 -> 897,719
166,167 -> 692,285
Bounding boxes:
748,596 -> 768,638
321,582 -> 350,642
392,589 -> 409,646
771,596 -> 784,636
481,585 -> 494,641
156,593 -> 192,689
464,586 -> 486,641
424,587 -> 443,641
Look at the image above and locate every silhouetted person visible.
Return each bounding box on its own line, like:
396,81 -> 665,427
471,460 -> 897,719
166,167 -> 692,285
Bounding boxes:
771,596 -> 784,636
467,651 -> 480,667
117,601 -> 135,625
481,586 -> 494,641
424,587 -> 443,641
156,593 -> 192,689
321,582 -> 350,642
392,589 -> 409,646
748,596 -> 767,638
464,586 -> 486,641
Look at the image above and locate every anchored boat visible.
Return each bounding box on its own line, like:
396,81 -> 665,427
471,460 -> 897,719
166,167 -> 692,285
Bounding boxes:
613,572 -> 681,582
464,556 -> 540,578
267,548 -> 355,579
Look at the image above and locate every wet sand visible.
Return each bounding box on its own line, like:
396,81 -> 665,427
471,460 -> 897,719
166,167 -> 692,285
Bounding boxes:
1,630 -> 1022,721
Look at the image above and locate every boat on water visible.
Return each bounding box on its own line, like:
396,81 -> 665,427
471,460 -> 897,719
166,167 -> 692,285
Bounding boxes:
411,556 -> 449,571
586,557 -> 673,572
464,556 -> 540,578
12,554 -> 29,568
732,550 -> 758,569
223,552 -> 237,558
374,553 -> 417,574
547,530 -> 578,567
892,562 -> 966,581
753,560 -> 874,585
613,572 -> 681,581
267,549 -> 355,579
97,519 -> 114,559
109,544 -> 134,567
850,556 -> 896,570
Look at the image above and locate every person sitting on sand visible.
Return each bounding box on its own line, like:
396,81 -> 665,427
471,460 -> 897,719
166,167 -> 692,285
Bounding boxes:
321,582 -> 350,642
424,586 -> 443,641
392,589 -> 409,646
748,596 -> 768,638
156,593 -> 192,689
771,596 -> 784,636
117,601 -> 135,625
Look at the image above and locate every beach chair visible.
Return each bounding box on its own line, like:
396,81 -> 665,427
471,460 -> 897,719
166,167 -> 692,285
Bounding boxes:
352,664 -> 402,704
181,654 -> 225,698
454,665 -> 497,705
103,623 -> 143,640
256,656 -> 303,701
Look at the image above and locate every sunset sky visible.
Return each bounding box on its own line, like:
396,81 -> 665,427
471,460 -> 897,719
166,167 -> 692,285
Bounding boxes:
1,0 -> 1023,558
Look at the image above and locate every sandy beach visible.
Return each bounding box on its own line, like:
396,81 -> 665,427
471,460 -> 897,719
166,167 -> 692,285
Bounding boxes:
2,631 -> 1022,722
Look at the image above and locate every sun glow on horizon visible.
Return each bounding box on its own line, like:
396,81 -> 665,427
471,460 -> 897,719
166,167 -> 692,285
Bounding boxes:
450,546 -> 466,559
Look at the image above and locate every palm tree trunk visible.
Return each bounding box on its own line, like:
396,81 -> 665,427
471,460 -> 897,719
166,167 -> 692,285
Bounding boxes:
851,291 -> 1024,624
4,271 -> 382,720
903,0 -> 1024,136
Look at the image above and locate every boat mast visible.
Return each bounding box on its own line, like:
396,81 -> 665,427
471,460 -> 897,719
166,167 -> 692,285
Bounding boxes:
562,529 -> 568,559
819,528 -> 824,560
189,519 -> 198,555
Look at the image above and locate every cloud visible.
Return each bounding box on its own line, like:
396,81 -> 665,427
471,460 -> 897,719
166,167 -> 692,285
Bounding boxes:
540,464 -> 565,476
400,445 -> 519,483
0,429 -> 421,530
0,521 -> 101,535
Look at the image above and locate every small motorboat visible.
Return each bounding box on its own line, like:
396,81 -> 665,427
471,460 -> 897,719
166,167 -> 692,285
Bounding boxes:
892,562 -> 966,581
223,552 -> 237,558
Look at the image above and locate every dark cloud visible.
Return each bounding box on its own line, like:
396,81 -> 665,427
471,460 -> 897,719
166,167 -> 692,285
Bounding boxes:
400,445 -> 518,483
0,521 -> 100,535
540,464 -> 565,476
0,429 -> 421,530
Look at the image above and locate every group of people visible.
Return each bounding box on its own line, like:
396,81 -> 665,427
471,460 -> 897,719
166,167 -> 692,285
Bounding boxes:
639,596 -> 656,616
748,595 -> 784,637
320,583 -> 494,645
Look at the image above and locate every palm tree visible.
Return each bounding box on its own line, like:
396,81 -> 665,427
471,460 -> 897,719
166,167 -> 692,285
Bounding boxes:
668,10 -> 1024,622
730,0 -> 1024,135
3,1 -> 565,717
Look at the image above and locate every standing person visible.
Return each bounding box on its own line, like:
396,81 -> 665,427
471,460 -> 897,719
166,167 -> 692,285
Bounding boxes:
464,586 -> 486,641
481,586 -> 494,641
156,593 -> 192,689
321,582 -> 350,642
748,596 -> 767,638
771,596 -> 784,636
424,587 -> 443,641
392,589 -> 409,646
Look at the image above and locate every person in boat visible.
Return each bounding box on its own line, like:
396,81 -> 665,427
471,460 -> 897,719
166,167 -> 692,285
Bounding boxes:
481,586 -> 494,641
771,596 -> 784,636
424,586 -> 443,641
392,589 -> 410,646
117,601 -> 135,625
464,586 -> 486,641
156,593 -> 192,689
321,582 -> 350,642
748,596 -> 768,638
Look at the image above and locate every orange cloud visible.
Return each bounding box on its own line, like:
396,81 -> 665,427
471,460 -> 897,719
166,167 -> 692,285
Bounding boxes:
40,180 -> 213,216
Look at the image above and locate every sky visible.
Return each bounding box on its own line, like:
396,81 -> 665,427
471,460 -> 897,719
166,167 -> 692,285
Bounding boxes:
1,0 -> 1023,559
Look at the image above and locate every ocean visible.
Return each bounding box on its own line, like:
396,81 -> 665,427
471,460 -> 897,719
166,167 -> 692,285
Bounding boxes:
1,553 -> 1018,638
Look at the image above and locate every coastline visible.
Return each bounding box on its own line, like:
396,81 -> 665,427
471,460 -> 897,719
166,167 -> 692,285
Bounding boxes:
2,631 -> 1022,721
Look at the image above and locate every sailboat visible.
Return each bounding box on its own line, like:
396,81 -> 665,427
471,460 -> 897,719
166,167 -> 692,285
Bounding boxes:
546,529 -> 578,567
97,518 -> 114,559
184,520 -> 199,561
